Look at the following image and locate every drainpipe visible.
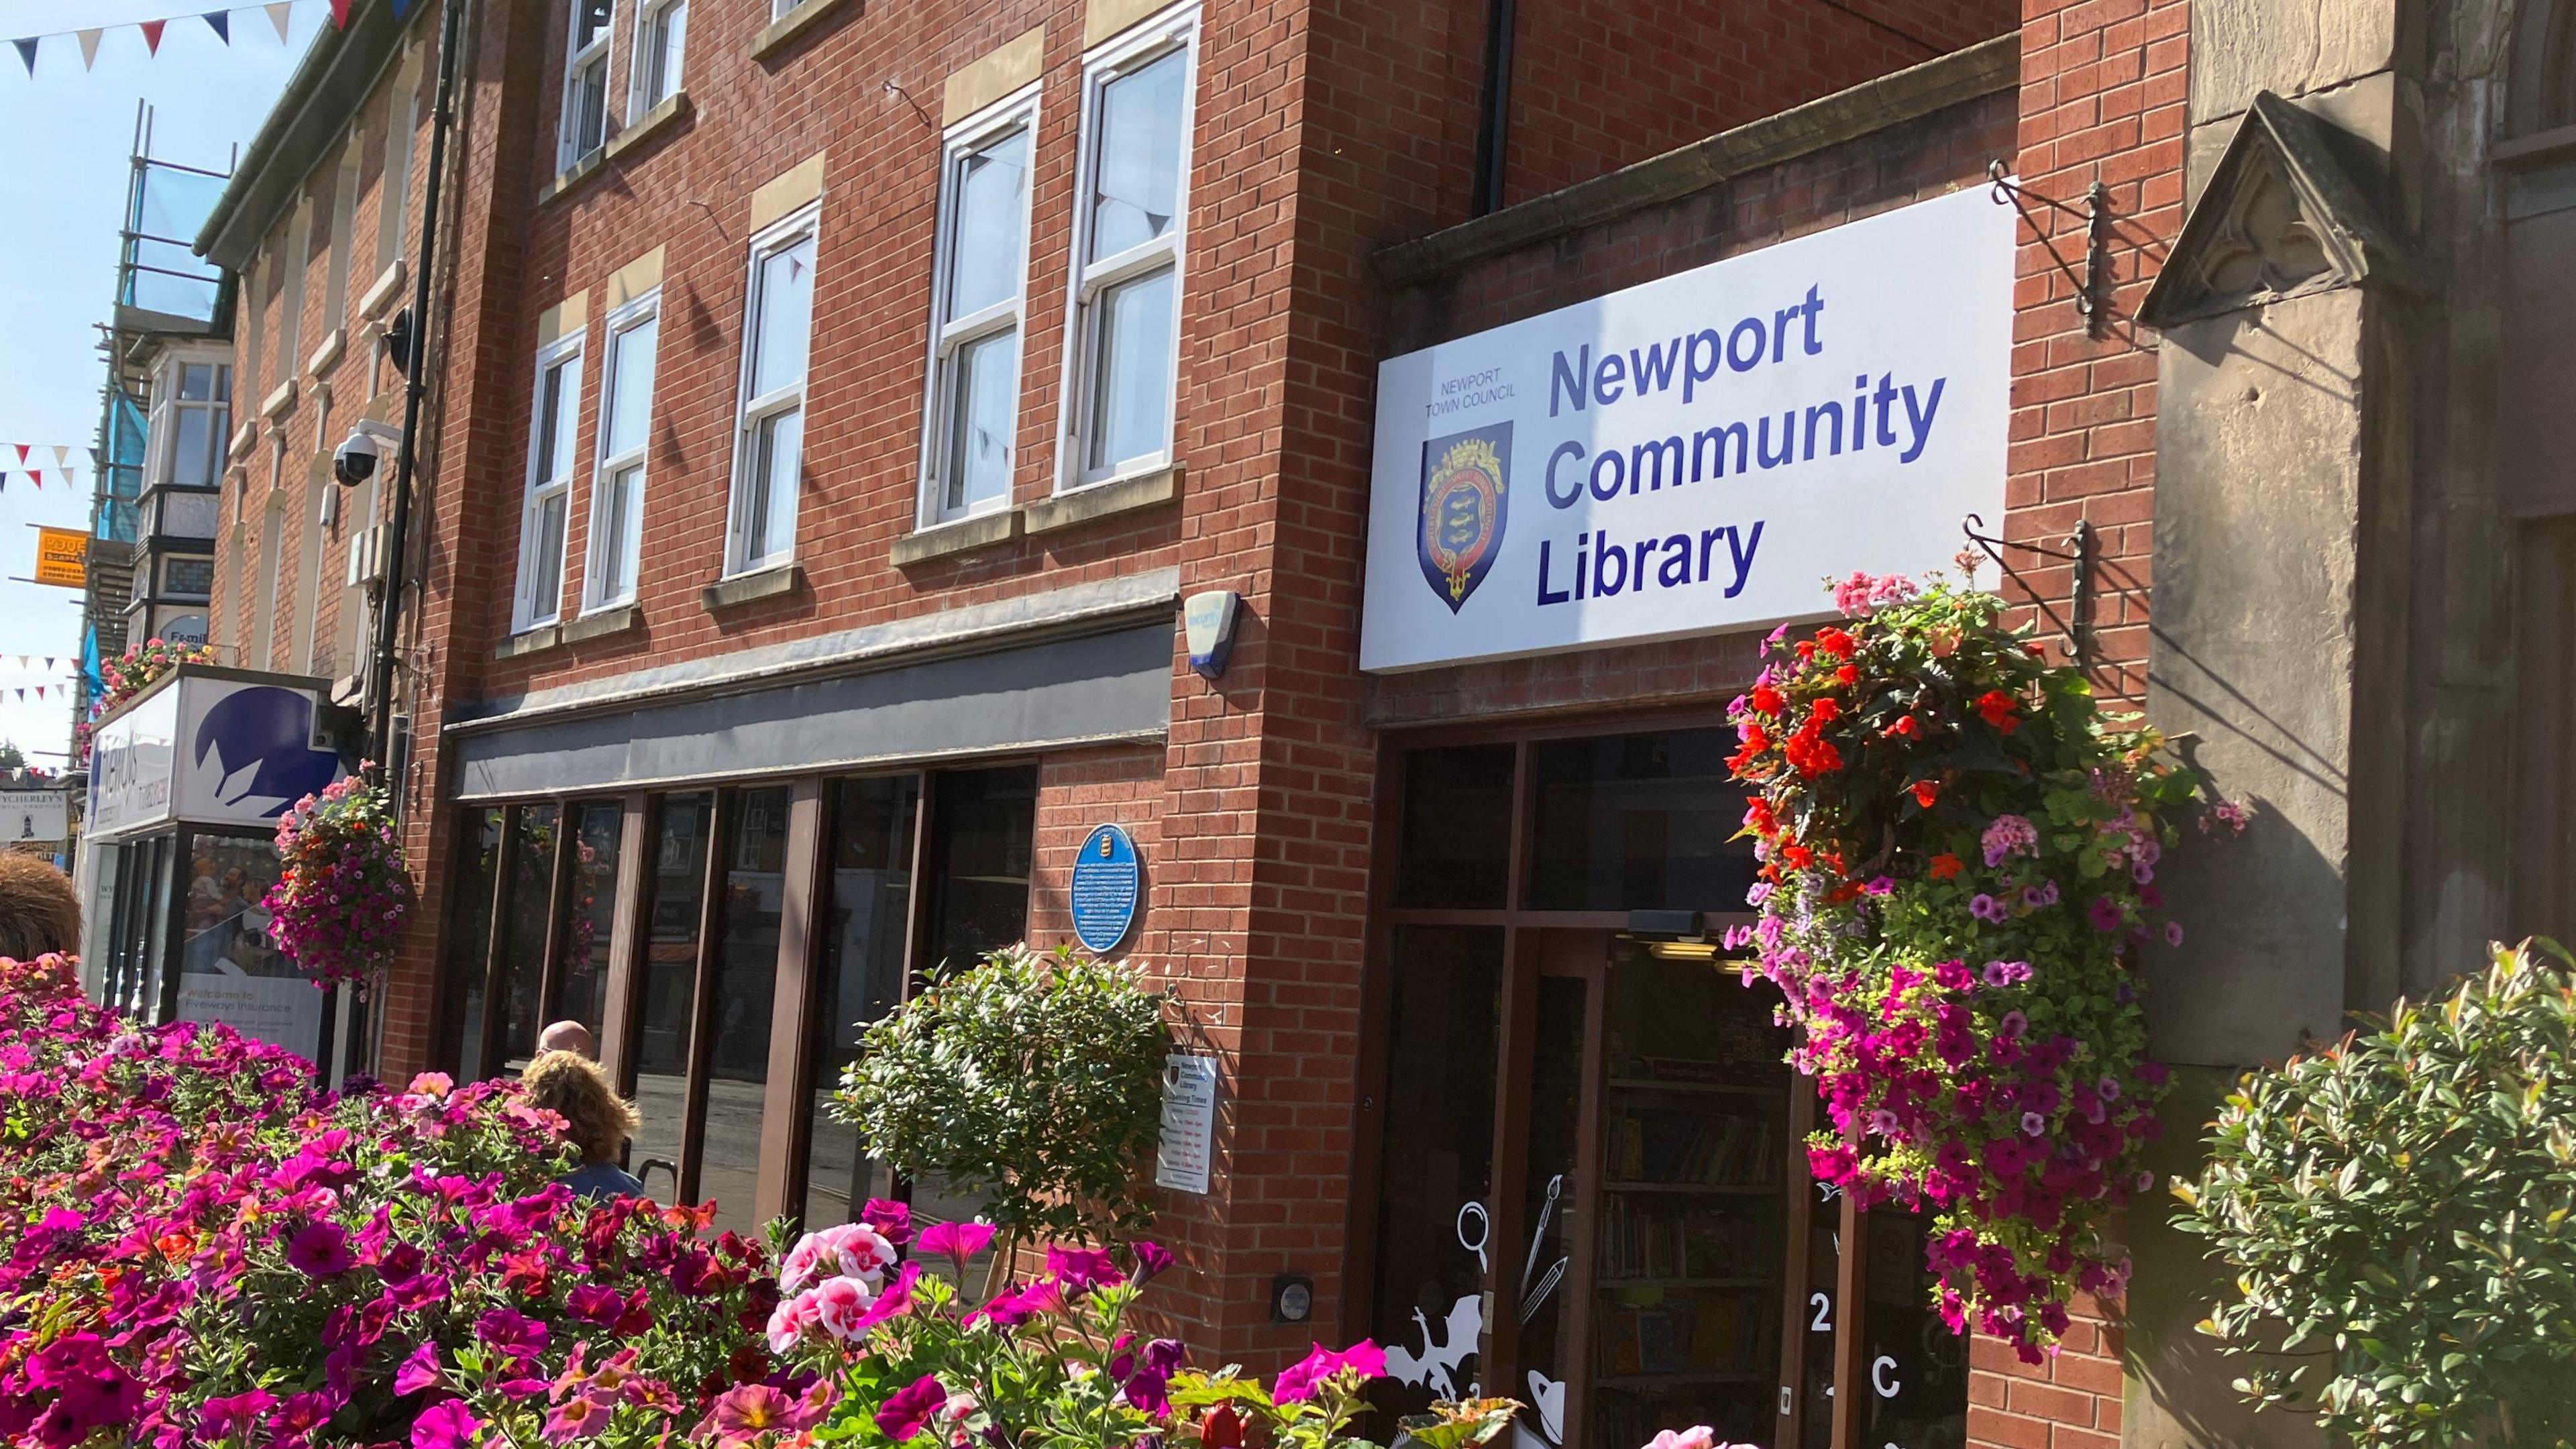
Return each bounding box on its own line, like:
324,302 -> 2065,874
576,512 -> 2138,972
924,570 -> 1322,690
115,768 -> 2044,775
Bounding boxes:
1469,0 -> 1515,216
370,0 -> 468,775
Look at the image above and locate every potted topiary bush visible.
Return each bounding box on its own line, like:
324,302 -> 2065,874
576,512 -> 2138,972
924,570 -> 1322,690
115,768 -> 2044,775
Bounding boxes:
2176,938 -> 2576,1448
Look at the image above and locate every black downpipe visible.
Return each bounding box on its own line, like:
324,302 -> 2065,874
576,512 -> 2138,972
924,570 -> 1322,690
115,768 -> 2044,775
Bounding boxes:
1469,0 -> 1515,216
370,0 -> 469,773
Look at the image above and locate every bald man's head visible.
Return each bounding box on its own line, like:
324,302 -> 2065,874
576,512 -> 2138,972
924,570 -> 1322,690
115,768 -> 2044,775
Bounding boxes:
537,1020 -> 596,1058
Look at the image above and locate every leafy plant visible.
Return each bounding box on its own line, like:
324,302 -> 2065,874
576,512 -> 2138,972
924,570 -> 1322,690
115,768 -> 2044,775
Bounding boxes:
1725,572 -> 2238,1358
2176,938 -> 2576,1447
266,771 -> 416,988
833,943 -> 1172,1244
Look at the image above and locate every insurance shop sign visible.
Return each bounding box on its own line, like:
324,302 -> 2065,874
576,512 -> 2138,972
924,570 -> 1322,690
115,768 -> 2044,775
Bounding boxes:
1359,186 -> 2012,672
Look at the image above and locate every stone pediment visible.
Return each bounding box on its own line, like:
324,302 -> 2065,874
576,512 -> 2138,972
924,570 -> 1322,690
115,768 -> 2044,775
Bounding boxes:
2139,91 -> 2406,327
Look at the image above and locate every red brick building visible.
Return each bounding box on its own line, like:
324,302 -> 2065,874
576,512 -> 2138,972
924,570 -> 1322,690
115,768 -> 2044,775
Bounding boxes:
162,0 -> 2576,1440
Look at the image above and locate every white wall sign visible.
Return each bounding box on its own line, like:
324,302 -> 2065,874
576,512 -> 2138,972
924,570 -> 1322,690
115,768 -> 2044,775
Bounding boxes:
1359,185 -> 2014,672
88,673 -> 348,841
1155,1053 -> 1219,1195
0,791 -> 68,843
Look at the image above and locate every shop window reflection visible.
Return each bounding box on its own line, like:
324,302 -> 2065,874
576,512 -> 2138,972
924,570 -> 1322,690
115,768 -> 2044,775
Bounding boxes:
1393,745 -> 1515,909
174,835 -> 309,1058
920,765 -> 1036,975
437,808 -> 503,1082
627,792 -> 712,1203
1863,1205 -> 1968,1449
802,775 -> 919,1229
1526,731 -> 1754,913
700,787 -> 791,1234
495,804 -> 560,1072
554,802 -> 624,1042
1368,925 -> 1502,1422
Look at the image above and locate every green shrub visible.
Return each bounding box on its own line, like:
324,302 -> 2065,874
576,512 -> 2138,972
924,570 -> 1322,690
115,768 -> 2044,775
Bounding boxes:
2176,938 -> 2576,1447
833,943 -> 1171,1244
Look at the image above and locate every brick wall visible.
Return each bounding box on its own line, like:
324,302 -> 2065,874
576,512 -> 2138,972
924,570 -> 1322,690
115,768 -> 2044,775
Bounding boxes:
1503,0 -> 2016,205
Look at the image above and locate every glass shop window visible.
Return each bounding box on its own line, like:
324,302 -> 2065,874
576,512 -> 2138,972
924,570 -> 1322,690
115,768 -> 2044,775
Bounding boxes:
699,786 -> 792,1234
494,804 -> 561,1072
173,834 -> 309,1059
1526,730 -> 1754,913
800,774 -> 920,1228
1366,925 -> 1503,1420
628,791 -> 712,1200
920,765 -> 1036,975
437,808 -> 503,1081
1392,744 -> 1515,909
555,801 -> 625,1042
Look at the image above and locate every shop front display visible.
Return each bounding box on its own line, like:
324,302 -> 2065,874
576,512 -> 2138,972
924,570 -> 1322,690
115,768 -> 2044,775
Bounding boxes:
1357,729 -> 1966,1449
78,665 -> 365,1077
435,763 -> 1038,1235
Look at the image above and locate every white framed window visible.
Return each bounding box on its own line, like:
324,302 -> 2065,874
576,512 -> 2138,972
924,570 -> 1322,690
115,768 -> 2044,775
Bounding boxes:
633,0 -> 686,110
769,0 -> 802,19
1057,6 -> 1197,491
559,0 -> 614,172
727,205 -> 819,576
586,292 -> 659,610
515,335 -> 584,631
918,91 -> 1036,527
150,356 -> 231,491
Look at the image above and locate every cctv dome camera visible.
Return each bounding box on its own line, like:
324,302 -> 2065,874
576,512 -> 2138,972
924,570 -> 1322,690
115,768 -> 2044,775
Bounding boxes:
334,420 -> 405,488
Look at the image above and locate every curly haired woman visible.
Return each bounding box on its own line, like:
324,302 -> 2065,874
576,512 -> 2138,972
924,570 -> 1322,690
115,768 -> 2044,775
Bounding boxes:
521,1049 -> 647,1201
0,853 -> 79,961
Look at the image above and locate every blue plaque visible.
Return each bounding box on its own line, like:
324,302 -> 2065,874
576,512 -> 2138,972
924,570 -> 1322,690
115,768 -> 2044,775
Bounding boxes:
1069,823 -> 1141,954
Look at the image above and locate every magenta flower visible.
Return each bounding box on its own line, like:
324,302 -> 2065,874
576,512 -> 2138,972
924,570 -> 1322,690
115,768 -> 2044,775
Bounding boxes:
1969,893 -> 2007,922
861,1197 -> 913,1246
1273,1340 -> 1385,1403
2088,896 -> 2124,931
394,1340 -> 443,1395
547,1391 -> 616,1440
917,1218 -> 995,1273
476,1306 -> 550,1361
286,1219 -> 354,1277
1046,1244 -> 1125,1291
875,1375 -> 948,1441
412,1399 -> 482,1449
1131,1240 -> 1175,1283
196,1388 -> 275,1441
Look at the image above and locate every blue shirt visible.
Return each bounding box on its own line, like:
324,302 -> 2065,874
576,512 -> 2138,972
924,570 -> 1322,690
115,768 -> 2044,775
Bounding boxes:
565,1159 -> 645,1201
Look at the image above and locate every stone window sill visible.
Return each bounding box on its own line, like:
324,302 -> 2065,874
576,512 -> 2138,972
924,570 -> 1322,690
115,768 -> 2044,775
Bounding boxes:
704,561 -> 804,611
260,379 -> 297,421
496,624 -> 561,661
535,92 -> 691,209
360,260 -> 407,321
892,506 -> 1023,566
750,0 -> 859,61
564,604 -> 641,643
1024,463 -> 1181,535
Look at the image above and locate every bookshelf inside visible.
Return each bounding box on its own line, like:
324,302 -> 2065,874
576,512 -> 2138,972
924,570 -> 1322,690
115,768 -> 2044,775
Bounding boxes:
1585,944 -> 1794,1449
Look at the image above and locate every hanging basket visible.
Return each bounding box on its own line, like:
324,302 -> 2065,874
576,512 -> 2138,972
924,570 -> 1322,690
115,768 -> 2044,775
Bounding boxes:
263,773 -> 415,990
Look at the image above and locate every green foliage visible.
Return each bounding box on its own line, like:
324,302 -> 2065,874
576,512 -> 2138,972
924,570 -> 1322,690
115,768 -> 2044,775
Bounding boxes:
833,943 -> 1172,1242
2178,938 -> 2576,1447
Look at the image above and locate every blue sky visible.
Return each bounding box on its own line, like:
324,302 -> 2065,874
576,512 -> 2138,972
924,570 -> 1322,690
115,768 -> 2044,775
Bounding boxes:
0,0 -> 321,767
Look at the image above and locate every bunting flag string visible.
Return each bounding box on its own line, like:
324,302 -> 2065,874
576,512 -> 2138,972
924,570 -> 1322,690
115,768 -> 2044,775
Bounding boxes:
7,0 -> 356,77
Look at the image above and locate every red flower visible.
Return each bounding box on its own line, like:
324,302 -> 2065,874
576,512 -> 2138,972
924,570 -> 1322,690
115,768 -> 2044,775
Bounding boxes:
1929,853 -> 1964,879
1742,798 -> 1778,837
1817,626 -> 1856,659
1836,663 -> 1860,686
1748,684 -> 1785,715
1911,780 -> 1940,808
1795,640 -> 1817,661
1976,690 -> 2021,733
1886,714 -> 1919,738
1780,843 -> 1814,869
1809,696 -> 1842,724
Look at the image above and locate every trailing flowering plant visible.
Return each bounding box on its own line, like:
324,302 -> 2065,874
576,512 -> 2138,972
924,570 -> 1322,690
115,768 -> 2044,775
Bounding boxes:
266,771 -> 416,988
1725,572 -> 2241,1360
758,1202 -> 1521,1449
0,951 -> 783,1449
95,638 -> 215,718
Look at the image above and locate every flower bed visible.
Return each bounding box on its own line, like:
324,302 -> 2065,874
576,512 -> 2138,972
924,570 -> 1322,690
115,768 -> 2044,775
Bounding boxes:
0,953 -> 775,1448
1725,574 -> 2235,1358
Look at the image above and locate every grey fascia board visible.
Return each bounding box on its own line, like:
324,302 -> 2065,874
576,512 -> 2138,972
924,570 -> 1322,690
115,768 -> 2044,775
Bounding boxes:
198,3 -> 421,267
447,565 -> 1183,735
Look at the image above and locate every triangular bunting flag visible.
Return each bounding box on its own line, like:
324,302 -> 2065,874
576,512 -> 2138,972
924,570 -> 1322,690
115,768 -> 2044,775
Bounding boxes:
76,29 -> 101,68
327,0 -> 350,28
33,688 -> 43,702
43,659 -> 54,671
140,19 -> 166,54
266,2 -> 292,41
204,11 -> 230,43
50,446 -> 67,470
26,472 -> 39,489
11,39 -> 34,75
11,446 -> 24,465
86,447 -> 99,466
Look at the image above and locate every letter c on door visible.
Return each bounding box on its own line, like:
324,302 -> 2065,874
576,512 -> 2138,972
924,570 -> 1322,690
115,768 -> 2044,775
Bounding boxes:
1871,1355 -> 1899,1399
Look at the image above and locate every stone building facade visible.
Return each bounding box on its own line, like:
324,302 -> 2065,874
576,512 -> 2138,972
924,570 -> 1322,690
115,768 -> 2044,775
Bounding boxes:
174,0 -> 2576,1442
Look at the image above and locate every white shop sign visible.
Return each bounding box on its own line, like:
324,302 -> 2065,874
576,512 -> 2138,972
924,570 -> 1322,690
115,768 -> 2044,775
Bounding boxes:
0,790 -> 68,843
1359,184 -> 2014,673
88,672 -> 347,840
